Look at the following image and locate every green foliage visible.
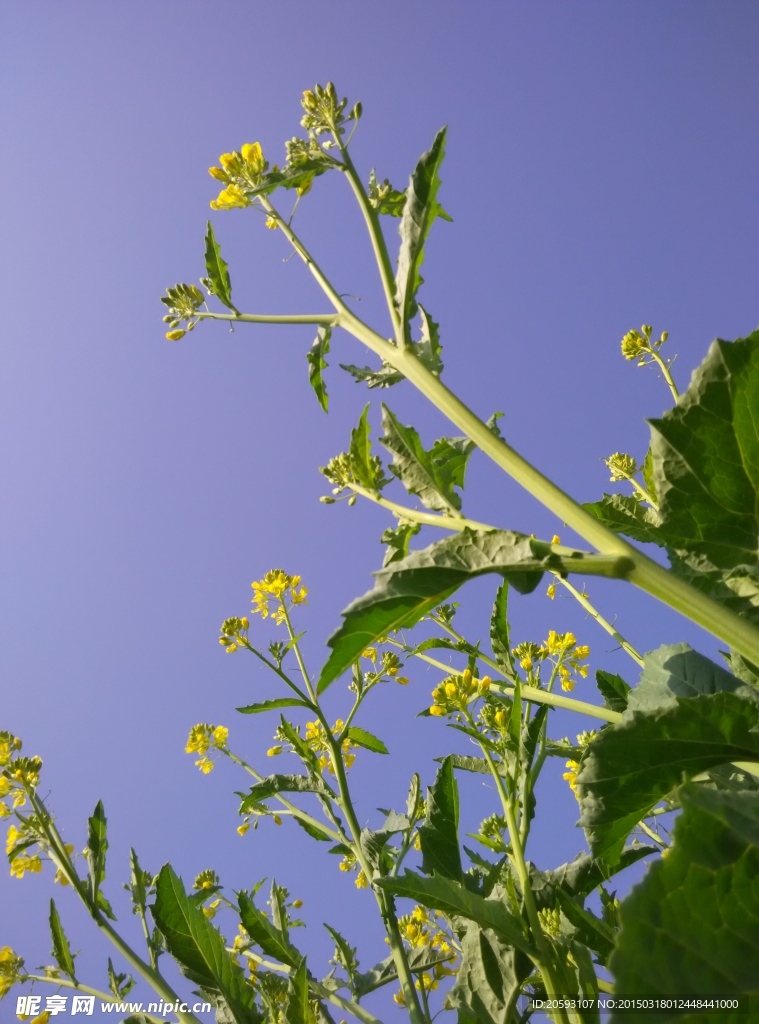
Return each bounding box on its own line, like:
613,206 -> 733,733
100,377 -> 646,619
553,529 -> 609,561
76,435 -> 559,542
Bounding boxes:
152,865 -> 255,1020
419,757 -> 462,881
344,726 -> 388,754
609,785 -> 759,1016
381,405 -> 469,513
307,325 -> 331,412
237,890 -> 302,968
577,692 -> 759,860
449,923 -> 530,1024
48,899 -> 77,983
595,669 -> 630,713
204,221 -> 239,314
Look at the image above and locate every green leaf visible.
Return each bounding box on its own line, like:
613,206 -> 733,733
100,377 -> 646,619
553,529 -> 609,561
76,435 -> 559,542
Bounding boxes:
324,924 -> 359,992
381,520 -> 421,567
419,756 -> 462,881
595,669 -> 630,713
152,865 -> 254,1019
489,582 -> 515,676
307,325 -> 331,412
667,548 -> 759,626
239,775 -> 326,814
609,785 -> 759,1013
107,957 -> 135,999
236,698 -> 311,715
577,692 -> 759,861
582,493 -> 662,544
292,815 -> 332,842
628,643 -> 758,715
49,899 -> 77,982
345,726 -> 388,754
441,754 -> 500,777
641,446 -> 658,504
649,330 -> 759,571
237,890 -> 302,968
416,305 -> 444,377
317,529 -> 552,693
554,889 -> 615,960
283,959 -> 310,1024
380,405 -> 463,512
531,846 -> 657,905
340,361 -> 404,389
204,221 -> 239,314
349,404 -> 386,491
376,871 -> 535,957
450,922 -> 530,1024
395,127 -> 449,338
86,800 -> 111,912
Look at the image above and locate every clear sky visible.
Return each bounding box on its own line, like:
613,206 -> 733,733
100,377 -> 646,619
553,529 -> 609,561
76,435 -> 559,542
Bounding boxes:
2,0 -> 758,1015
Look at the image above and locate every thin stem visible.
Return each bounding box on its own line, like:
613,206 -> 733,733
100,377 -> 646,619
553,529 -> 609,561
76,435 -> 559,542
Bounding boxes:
348,482 -> 492,532
281,601 -> 317,703
649,350 -> 680,402
20,976 -> 165,1024
336,141 -> 401,341
196,311 -> 339,325
637,819 -> 668,849
387,637 -> 622,723
550,575 -> 644,667
241,640 -> 315,706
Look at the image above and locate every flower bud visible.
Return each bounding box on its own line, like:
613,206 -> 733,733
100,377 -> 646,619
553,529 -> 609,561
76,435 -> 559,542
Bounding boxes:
165,329 -> 186,342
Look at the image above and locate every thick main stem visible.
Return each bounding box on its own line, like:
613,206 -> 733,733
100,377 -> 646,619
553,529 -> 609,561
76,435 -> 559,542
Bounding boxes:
339,313 -> 759,667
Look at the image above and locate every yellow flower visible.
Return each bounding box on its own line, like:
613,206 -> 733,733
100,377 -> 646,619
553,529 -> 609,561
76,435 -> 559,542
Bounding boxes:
30,1014 -> 51,1024
10,854 -> 42,879
354,871 -> 368,889
6,824 -> 24,856
196,757 -> 214,774
0,777 -> 11,798
185,725 -> 210,756
218,152 -> 238,172
0,945 -> 22,997
396,676 -> 409,685
0,803 -> 9,818
165,329 -> 186,341
264,216 -> 277,230
267,746 -> 282,757
292,898 -> 303,908
429,705 -> 445,717
561,677 -> 575,692
202,898 -> 221,920
212,726 -> 229,746
240,142 -> 265,172
546,583 -> 556,599
208,165 -> 228,182
237,822 -> 250,836
563,760 -> 580,792
210,183 -> 251,211
551,535 -> 561,545
393,991 -> 406,1007
12,790 -> 26,809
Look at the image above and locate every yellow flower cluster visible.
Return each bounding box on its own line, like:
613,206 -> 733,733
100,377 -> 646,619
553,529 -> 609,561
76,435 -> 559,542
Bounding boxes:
397,905 -> 457,995
251,570 -> 308,625
208,142 -> 268,210
512,632 -> 589,691
0,732 -> 22,767
605,452 -> 638,483
429,670 -> 491,717
338,851 -> 368,888
563,730 -> 597,793
0,945 -> 22,997
218,616 -> 250,654
538,906 -> 562,937
6,822 -> 43,879
620,324 -> 668,363
304,719 -> 357,773
361,647 -> 408,685
185,724 -> 229,774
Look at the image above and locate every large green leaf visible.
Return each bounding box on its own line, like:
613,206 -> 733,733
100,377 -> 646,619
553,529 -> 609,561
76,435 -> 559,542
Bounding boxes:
317,529 -> 556,693
380,405 -> 464,512
283,959 -> 310,1024
419,756 -> 462,881
306,325 -> 331,413
650,330 -> 759,571
395,127 -> 449,338
609,785 -> 759,1018
204,221 -> 239,314
627,643 -> 758,714
237,891 -> 302,968
377,871 -> 535,957
449,922 -> 530,1024
49,899 -> 77,982
667,548 -> 759,626
577,692 -> 759,861
530,847 -> 657,907
152,865 -> 254,1021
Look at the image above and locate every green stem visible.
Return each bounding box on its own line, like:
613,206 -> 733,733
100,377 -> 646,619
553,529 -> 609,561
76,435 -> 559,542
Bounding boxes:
337,311 -> 759,667
196,311 -> 339,325
280,601 -> 318,703
20,976 -> 165,1024
550,574 -> 644,667
649,350 -> 680,402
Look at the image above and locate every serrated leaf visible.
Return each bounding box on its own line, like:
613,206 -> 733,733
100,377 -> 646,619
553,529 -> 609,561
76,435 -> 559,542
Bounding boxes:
151,865 -> 254,1019
307,325 -> 331,412
204,221 -> 238,314
345,726 -> 388,754
49,899 -> 77,982
441,754 -> 498,776
239,775 -> 326,814
582,493 -> 662,544
650,330 -> 759,571
449,922 -> 530,1024
324,924 -> 359,992
577,692 -> 759,861
381,520 -> 421,567
349,404 -> 386,491
236,698 -> 311,715
595,669 -> 630,713
530,846 -> 657,905
641,447 -> 657,504
609,785 -> 759,1013
376,871 -> 535,957
340,361 -> 404,389
489,582 -> 515,676
416,305 -> 444,376
419,756 -> 462,881
627,643 -> 758,715
381,404 -> 463,512
554,889 -> 615,960
317,529 -> 554,693
283,959 -> 310,1024
395,128 -> 448,339
86,800 -> 110,910
292,815 -> 332,842
238,890 -> 302,967
667,548 -> 759,626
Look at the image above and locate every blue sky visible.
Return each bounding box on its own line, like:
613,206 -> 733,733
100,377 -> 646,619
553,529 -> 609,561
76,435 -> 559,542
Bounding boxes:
2,1 -> 758,1016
